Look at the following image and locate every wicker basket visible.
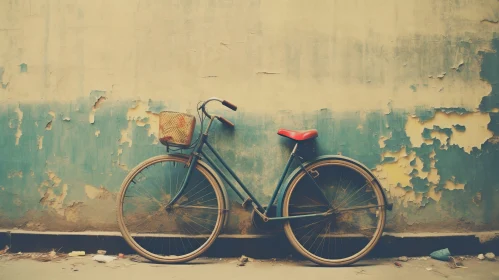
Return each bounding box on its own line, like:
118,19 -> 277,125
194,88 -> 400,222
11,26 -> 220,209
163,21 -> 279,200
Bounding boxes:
158,111 -> 196,148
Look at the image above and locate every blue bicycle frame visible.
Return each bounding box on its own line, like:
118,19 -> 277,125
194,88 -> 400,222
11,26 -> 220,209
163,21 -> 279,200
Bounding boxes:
167,114 -> 332,222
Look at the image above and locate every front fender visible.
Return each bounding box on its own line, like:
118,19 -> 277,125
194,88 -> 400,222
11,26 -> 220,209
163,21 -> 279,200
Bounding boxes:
276,155 -> 392,217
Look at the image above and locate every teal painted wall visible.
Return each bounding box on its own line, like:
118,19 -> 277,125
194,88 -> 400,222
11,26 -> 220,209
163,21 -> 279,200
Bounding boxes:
1,0 -> 499,235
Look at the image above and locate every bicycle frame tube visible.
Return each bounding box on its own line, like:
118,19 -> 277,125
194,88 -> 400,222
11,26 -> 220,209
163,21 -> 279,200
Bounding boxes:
167,115 -> 331,221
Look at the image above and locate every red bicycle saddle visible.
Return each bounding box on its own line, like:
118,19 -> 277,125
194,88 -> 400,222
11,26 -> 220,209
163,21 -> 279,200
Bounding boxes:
277,129 -> 318,141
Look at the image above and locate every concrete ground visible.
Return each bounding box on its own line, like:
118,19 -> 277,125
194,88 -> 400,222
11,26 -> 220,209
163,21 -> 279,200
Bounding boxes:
1,254 -> 498,280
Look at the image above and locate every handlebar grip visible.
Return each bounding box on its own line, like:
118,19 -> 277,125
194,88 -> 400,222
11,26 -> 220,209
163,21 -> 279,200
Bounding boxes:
218,116 -> 235,128
222,100 -> 237,111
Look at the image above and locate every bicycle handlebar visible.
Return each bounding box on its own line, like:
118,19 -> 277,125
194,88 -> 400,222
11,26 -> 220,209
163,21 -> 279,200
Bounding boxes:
217,116 -> 235,128
222,100 -> 237,111
199,97 -> 237,128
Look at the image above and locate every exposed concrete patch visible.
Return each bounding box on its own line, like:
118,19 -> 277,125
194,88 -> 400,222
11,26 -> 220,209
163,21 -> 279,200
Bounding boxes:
374,148 -> 416,201
84,185 -> 113,200
89,95 -> 107,124
126,100 -> 160,139
38,172 -> 68,216
45,111 -> 55,130
7,171 -> 23,179
406,112 -> 492,153
64,202 -> 84,222
37,135 -> 43,150
444,179 -> 465,190
119,121 -> 133,147
475,231 -> 499,243
427,185 -> 442,202
14,105 -> 23,145
374,144 -> 443,207
378,136 -> 388,149
116,148 -> 128,171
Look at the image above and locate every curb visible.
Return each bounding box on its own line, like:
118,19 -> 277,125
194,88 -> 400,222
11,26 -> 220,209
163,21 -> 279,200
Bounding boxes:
1,230 -> 498,259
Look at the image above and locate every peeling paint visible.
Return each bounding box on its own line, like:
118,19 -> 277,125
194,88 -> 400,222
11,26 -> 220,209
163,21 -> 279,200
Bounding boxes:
89,95 -> 107,124
0,1 -> 498,234
19,63 -> 27,73
451,60 -> 464,71
126,100 -> 160,138
406,112 -> 492,153
84,185 -> 113,200
7,171 -> 23,179
37,135 -> 44,150
444,180 -> 466,190
14,105 -> 23,145
119,122 -> 133,147
38,171 -> 68,216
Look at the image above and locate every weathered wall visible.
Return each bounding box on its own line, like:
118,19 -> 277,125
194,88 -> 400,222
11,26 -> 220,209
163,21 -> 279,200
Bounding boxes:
1,0 -> 498,235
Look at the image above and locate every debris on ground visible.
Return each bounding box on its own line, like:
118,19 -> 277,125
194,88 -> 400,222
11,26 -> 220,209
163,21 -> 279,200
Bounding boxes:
426,267 -> 433,271
430,248 -> 451,261
448,256 -> 467,269
411,257 -> 428,261
97,250 -> 107,255
394,261 -> 402,267
92,255 -> 117,263
129,256 -> 150,263
485,252 -> 495,261
398,256 -> 408,262
356,269 -> 367,275
237,255 -> 249,266
478,254 -> 485,260
3,251 -> 68,262
118,253 -> 125,259
68,251 -> 85,257
0,245 -> 9,255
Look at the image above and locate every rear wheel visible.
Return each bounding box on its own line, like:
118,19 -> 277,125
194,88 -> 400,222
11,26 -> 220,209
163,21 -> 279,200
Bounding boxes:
283,159 -> 386,266
117,155 -> 226,263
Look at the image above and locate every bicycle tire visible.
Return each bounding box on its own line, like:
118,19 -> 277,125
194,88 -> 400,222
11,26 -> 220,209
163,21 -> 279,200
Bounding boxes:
116,155 -> 226,263
282,158 -> 386,266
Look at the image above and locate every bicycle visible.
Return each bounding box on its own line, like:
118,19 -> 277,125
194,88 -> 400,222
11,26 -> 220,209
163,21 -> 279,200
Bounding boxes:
116,97 -> 393,266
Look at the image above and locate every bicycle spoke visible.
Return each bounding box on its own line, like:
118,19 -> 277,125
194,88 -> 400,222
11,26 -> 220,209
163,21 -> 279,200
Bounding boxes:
118,156 -> 224,263
284,161 -> 386,265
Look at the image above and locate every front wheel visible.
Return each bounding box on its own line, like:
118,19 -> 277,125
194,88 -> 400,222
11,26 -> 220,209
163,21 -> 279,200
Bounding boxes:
282,159 -> 386,266
116,155 -> 226,263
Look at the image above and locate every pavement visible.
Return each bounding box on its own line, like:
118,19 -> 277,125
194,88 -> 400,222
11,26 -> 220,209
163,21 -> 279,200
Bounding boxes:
0,253 -> 498,280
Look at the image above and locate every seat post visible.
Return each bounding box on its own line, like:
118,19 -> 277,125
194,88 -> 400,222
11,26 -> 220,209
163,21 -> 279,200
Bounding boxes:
291,142 -> 299,156
263,141 -> 300,216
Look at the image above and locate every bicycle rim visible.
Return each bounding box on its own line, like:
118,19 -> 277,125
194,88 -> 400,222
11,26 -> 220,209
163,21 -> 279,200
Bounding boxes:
283,159 -> 386,266
117,155 -> 226,263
